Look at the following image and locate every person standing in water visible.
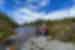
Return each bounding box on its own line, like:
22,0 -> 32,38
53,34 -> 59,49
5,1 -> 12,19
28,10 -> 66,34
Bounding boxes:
36,23 -> 48,36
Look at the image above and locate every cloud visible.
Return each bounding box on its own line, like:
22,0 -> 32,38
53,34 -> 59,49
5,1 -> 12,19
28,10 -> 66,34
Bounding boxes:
11,8 -> 46,25
11,6 -> 75,25
45,7 -> 75,20
70,6 -> 75,16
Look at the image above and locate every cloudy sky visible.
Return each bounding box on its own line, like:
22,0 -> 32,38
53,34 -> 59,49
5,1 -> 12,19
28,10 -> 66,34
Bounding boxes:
0,0 -> 75,25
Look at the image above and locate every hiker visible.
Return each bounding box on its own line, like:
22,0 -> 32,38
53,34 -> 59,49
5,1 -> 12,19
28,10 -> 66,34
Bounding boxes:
36,23 -> 48,36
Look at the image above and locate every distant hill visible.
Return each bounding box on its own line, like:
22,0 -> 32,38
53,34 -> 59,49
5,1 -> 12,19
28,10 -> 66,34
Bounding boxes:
24,17 -> 75,25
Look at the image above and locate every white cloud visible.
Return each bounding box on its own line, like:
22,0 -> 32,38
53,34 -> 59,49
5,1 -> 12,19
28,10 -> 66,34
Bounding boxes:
11,6 -> 75,25
70,6 -> 75,16
45,7 -> 75,20
12,8 -> 46,25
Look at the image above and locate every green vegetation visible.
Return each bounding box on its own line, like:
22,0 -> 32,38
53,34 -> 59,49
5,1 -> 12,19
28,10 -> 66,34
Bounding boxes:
0,13 -> 17,42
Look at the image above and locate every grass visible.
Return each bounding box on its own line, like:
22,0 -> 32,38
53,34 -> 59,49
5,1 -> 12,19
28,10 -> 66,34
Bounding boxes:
0,32 -> 11,41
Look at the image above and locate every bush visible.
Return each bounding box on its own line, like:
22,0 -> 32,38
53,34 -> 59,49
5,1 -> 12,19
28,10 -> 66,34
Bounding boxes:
0,13 -> 17,41
0,31 -> 11,40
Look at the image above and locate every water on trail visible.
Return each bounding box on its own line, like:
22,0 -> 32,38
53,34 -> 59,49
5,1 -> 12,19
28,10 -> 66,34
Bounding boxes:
21,36 -> 75,50
16,26 -> 75,50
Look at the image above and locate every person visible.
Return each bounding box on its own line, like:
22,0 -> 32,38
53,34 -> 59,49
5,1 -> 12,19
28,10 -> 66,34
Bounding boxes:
36,23 -> 48,36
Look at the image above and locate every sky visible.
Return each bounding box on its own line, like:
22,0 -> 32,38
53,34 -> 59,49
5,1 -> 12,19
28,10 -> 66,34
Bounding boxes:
0,0 -> 75,25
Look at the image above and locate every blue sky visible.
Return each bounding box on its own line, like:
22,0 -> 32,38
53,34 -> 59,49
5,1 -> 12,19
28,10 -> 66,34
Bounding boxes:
0,0 -> 75,25
0,0 -> 73,13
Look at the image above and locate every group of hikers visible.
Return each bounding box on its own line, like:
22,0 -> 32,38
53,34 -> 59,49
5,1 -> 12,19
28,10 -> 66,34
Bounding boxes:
36,23 -> 48,37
